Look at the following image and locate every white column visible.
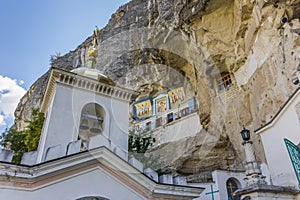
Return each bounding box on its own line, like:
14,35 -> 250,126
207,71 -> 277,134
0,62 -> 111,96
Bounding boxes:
243,141 -> 267,186
244,141 -> 256,162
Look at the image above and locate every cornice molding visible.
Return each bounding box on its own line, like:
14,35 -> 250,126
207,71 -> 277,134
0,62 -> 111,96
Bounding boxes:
0,147 -> 203,199
41,67 -> 139,113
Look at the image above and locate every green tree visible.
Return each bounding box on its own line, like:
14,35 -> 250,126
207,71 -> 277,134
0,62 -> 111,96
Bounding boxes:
128,127 -> 156,153
0,109 -> 45,164
0,129 -> 28,163
24,109 -> 45,151
49,52 -> 61,65
128,134 -> 155,153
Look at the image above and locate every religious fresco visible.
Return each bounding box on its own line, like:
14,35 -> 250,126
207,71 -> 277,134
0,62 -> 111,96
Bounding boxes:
133,99 -> 152,120
168,87 -> 185,108
154,96 -> 168,114
132,88 -> 187,120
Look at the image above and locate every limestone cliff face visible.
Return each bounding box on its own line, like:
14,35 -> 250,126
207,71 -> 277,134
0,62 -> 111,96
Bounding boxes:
15,0 -> 300,175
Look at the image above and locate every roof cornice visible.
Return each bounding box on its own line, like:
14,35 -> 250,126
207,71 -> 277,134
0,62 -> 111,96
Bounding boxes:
41,67 -> 139,113
255,87 -> 300,134
0,147 -> 203,199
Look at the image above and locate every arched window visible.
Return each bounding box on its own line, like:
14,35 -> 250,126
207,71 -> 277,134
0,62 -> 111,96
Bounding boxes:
76,196 -> 109,200
217,71 -> 232,90
78,103 -> 105,150
226,178 -> 241,200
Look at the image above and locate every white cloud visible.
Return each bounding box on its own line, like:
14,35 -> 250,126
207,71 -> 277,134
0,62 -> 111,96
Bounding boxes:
0,115 -> 5,127
0,75 -> 26,128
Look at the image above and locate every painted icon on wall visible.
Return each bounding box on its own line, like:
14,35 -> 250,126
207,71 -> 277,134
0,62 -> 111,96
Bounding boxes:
155,96 -> 168,114
168,87 -> 185,108
134,99 -> 152,120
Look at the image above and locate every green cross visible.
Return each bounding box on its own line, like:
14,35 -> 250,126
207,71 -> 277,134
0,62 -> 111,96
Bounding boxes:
205,185 -> 219,200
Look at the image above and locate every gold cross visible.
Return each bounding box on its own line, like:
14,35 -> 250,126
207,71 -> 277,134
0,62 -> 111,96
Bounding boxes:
227,182 -> 235,199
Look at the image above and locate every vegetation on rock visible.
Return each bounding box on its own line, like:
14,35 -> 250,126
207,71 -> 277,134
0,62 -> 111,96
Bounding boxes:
24,109 -> 45,151
128,129 -> 155,153
128,134 -> 154,153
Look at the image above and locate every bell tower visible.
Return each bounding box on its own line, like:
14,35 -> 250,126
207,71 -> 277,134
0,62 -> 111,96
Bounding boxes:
35,29 -> 137,164
35,67 -> 137,163
35,66 -> 137,163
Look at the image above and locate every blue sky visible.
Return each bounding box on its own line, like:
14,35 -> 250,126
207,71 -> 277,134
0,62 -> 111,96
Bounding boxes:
0,0 -> 129,133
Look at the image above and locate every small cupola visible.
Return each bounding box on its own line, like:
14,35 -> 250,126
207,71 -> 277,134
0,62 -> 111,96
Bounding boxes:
71,27 -> 115,86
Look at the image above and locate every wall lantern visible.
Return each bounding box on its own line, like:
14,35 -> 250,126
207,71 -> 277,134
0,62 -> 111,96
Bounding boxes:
240,126 -> 250,141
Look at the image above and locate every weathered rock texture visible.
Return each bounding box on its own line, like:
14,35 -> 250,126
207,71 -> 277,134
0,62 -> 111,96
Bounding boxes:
15,0 -> 300,176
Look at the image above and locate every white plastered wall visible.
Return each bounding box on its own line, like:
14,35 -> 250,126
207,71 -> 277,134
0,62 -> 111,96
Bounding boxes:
0,168 -> 145,200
